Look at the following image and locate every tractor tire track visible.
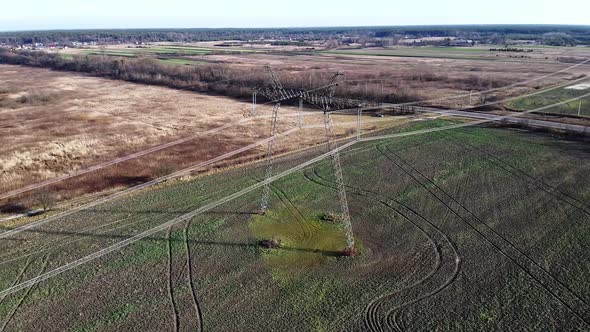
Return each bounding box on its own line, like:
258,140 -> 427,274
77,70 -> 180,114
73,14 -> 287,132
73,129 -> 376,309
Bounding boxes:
380,142 -> 590,325
167,227 -> 180,332
0,192 -> 202,331
184,219 -> 204,332
0,190 -> 200,268
0,257 -> 33,306
164,202 -> 203,332
0,255 -> 49,332
272,186 -> 317,241
447,130 -> 590,215
249,174 -> 313,241
302,163 -> 460,332
309,164 -> 461,332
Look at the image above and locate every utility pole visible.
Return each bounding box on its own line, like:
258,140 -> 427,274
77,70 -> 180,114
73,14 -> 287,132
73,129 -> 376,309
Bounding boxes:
321,72 -> 356,254
323,111 -> 355,253
578,100 -> 582,116
356,108 -> 362,141
252,89 -> 257,115
298,98 -> 303,128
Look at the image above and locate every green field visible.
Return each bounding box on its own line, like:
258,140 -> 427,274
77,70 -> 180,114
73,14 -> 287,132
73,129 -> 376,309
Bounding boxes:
82,45 -> 260,58
157,58 -> 207,66
507,82 -> 590,116
0,119 -> 589,331
323,46 -> 502,60
322,46 -> 562,65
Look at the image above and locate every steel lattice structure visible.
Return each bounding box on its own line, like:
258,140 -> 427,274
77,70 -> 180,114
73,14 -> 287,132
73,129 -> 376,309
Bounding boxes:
259,103 -> 280,214
256,67 -> 356,252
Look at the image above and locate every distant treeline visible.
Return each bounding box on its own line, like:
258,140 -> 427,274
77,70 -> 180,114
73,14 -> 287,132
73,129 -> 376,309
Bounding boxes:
0,48 -> 425,104
1,25 -> 589,46
489,48 -> 534,52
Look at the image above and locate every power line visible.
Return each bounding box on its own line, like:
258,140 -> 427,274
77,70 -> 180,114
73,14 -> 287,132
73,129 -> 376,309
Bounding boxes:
2,91 -> 589,296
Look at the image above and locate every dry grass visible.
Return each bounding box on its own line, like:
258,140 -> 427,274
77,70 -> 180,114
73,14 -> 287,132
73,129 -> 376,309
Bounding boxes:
0,65 -> 404,213
204,49 -> 590,108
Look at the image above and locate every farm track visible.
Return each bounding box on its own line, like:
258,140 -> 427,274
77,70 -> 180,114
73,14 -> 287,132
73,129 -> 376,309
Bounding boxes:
249,174 -> 316,243
0,192 -> 202,330
379,142 -> 590,326
183,219 -> 204,332
390,149 -> 473,332
167,227 -> 181,332
302,163 -> 461,332
0,188 -> 199,265
167,215 -> 205,332
448,130 -> 590,214
0,255 -> 49,332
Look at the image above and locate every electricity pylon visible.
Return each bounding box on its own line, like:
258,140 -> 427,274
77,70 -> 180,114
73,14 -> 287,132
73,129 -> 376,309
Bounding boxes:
317,73 -> 355,253
260,103 -> 280,214
257,65 -> 285,214
255,67 -> 357,254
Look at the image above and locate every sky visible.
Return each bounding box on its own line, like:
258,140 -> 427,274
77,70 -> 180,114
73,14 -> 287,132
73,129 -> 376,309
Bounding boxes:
0,0 -> 588,31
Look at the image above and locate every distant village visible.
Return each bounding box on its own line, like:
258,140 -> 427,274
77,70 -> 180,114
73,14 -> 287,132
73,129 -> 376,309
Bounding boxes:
0,41 -> 100,50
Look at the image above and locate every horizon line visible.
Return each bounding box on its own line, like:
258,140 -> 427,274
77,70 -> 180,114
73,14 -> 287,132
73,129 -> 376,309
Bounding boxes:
2,23 -> 590,33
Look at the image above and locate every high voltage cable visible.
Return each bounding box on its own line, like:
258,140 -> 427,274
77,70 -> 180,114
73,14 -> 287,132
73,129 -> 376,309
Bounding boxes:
2,72 -> 588,238
0,110 -> 310,201
1,91 -> 589,298
2,58 -> 587,195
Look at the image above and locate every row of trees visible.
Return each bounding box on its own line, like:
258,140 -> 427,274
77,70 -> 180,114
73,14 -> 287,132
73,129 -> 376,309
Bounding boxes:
2,26 -> 588,47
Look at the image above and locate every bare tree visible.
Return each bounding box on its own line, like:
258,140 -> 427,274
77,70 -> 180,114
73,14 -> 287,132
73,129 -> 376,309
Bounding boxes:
35,190 -> 55,212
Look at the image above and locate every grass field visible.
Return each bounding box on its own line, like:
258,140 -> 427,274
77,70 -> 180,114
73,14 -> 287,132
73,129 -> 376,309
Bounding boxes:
76,45 -> 262,66
0,118 -> 588,331
80,45 -> 261,59
157,58 -> 207,66
507,81 -> 590,116
321,45 -> 557,63
322,46 -> 497,61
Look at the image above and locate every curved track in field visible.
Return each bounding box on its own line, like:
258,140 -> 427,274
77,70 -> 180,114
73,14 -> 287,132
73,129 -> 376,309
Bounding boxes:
249,174 -> 317,245
184,219 -> 204,332
167,227 -> 181,332
0,195 -> 203,331
302,160 -> 461,332
0,186 -> 203,267
379,141 -> 590,327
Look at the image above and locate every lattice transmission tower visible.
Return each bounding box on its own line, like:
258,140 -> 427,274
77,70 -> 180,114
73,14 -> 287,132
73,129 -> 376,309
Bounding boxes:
255,67 -> 358,254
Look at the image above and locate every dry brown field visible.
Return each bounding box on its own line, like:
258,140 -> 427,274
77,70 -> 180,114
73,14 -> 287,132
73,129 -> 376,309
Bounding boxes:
201,48 -> 590,107
0,65 -> 405,214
